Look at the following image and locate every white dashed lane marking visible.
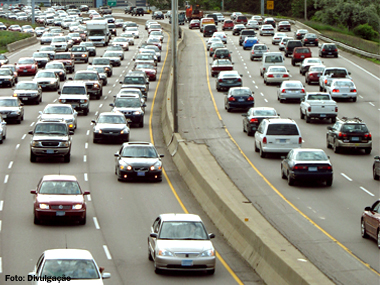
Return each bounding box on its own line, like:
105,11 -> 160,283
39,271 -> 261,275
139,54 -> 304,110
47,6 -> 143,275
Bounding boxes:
93,217 -> 100,229
103,245 -> 112,260
341,173 -> 352,181
21,134 -> 26,140
8,162 -> 13,169
0,201 -> 3,211
4,175 -> 8,184
360,187 -> 374,196
84,173 -> 88,181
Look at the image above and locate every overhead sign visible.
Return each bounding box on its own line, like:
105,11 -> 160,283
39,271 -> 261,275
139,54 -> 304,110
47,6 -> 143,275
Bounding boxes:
107,0 -> 117,7
267,1 -> 274,10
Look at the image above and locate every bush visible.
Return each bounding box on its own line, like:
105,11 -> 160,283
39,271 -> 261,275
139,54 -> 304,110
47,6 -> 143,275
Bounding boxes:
353,23 -> 379,40
0,31 -> 31,51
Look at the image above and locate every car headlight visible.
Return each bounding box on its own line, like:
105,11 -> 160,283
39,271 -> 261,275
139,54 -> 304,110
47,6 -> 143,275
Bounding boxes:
142,88 -> 146,92
80,99 -> 88,103
72,204 -> 83,210
133,111 -> 142,115
82,54 -> 87,57
93,83 -> 100,89
158,249 -> 174,257
150,161 -> 162,171
39,204 -> 49,209
59,72 -> 63,75
50,80 -> 56,84
119,164 -> 132,171
200,249 -> 215,257
59,99 -> 66,103
60,141 -> 70,147
4,79 -> 10,81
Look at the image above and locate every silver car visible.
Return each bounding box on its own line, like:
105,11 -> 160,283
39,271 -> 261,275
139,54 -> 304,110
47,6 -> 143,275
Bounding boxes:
148,213 -> 216,274
246,20 -> 259,30
272,32 -> 287,45
39,104 -> 78,131
33,70 -> 60,91
0,116 -> 7,144
264,66 -> 290,85
326,79 -> 358,102
277,80 -> 306,102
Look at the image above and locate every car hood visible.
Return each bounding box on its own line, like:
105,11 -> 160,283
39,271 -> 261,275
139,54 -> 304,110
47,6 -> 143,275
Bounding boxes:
36,194 -> 84,204
0,75 -> 12,79
0,107 -> 20,112
156,239 -> 214,252
17,64 -> 35,68
46,68 -> 65,73
120,157 -> 158,166
14,89 -> 39,94
34,78 -> 57,82
32,134 -> 69,141
51,42 -> 67,45
40,114 -> 74,121
95,123 -> 127,130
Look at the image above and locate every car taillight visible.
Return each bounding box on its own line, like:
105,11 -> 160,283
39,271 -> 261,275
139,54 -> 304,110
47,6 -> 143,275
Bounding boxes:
299,137 -> 302,144
324,79 -> 327,84
350,89 -> 357,92
334,49 -> 337,52
315,38 -> 318,41
283,74 -> 289,77
308,107 -> 311,112
293,165 -> 308,170
263,137 -> 267,144
247,96 -> 254,101
251,51 -> 255,54
237,78 -> 242,82
335,107 -> 338,112
338,132 -> 347,138
228,97 -> 236,101
301,89 -> 305,93
304,39 -> 308,41
281,89 -> 286,93
332,89 -> 339,92
249,118 -> 258,123
297,33 -> 300,36
263,67 -> 266,71
322,48 -> 326,51
318,166 -> 332,170
267,74 -> 274,78
218,79 -> 223,82
364,133 -> 372,139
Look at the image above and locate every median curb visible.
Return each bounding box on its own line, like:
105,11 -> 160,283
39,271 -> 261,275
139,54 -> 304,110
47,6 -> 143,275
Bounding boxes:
6,35 -> 38,52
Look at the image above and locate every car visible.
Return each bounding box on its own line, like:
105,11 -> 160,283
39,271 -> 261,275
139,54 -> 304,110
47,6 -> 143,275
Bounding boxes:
0,97 -> 24,124
92,112 -> 130,143
71,45 -> 89,63
250,43 -> 269,61
50,36 -> 69,52
284,40 -> 303,57
39,46 -> 56,60
35,26 -> 46,37
305,65 -> 325,85
134,53 -> 156,66
291,47 -> 312,66
8,24 -> 21,32
148,213 -> 216,274
299,58 -> 323,75
133,63 -> 157,81
80,42 -> 96,56
231,12 -> 243,21
251,15 -> 263,25
106,45 -> 125,60
146,37 -> 162,50
125,26 -> 140,38
239,29 -> 256,45
120,74 -> 148,99
114,142 -> 164,182
212,31 -> 228,44
30,175 -> 88,224
203,24 -> 217,37
294,29 -> 309,40
1,64 -> 18,83
132,7 -> 145,16
206,14 -> 219,25
325,79 -> 358,102
115,18 -> 124,28
16,57 -> 38,76
102,51 -> 122,67
110,94 -> 146,127
224,87 -> 254,112
232,24 -> 245,35
32,51 -> 51,68
326,117 -> 372,154
242,36 -> 259,50
58,81 -> 90,115
210,59 -> 234,77
91,57 -> 112,77
242,107 -> 279,136
277,80 -> 305,102
119,32 -> 135,46
150,30 -> 164,42
279,37 -> 293,51
246,20 -> 259,30
222,19 -> 234,30
259,24 -> 275,36
39,104 -> 77,131
73,70 -> 103,100
213,12 -> 225,23
206,37 -> 223,51
361,200 -> 380,247
45,61 -> 67,81
111,37 -> 130,51
13,81 -> 42,104
319,43 -> 339,58
216,70 -> 243,92
277,21 -> 291,31
373,156 -> 380,180
104,14 -> 115,23
152,11 -> 164,20
272,32 -> 287,45
0,54 -> 9,66
68,32 -> 82,44
209,42 -> 225,57
234,15 -> 248,25
213,47 -> 232,61
116,88 -> 145,105
87,65 -> 108,86
141,45 -> 161,62
254,118 -> 302,158
263,66 -> 290,85
0,115 -> 6,144
80,4 -> 89,12
33,70 -> 60,92
281,148 -> 333,186
0,68 -> 15,87
54,52 -> 75,74
302,33 -> 319,46
263,17 -> 276,28
108,23 -> 117,36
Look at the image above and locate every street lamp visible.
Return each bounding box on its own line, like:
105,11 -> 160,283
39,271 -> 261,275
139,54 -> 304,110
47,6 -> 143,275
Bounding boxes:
171,0 -> 178,133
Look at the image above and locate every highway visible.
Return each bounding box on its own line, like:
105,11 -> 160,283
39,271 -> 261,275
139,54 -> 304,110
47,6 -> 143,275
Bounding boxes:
0,19 -> 261,284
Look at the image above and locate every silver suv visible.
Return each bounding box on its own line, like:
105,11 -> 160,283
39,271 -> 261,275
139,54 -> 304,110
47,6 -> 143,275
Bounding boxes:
254,118 -> 302,158
29,119 -> 73,162
58,82 -> 90,115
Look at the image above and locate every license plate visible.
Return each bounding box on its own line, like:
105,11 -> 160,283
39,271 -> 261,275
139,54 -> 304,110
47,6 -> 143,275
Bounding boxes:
279,139 -> 286,143
46,150 -> 54,154
181,260 -> 193,266
23,70 -> 28,73
308,167 -> 317,171
71,104 -> 78,108
276,75 -> 281,78
21,98 -> 28,101
342,94 -> 347,97
137,172 -> 145,176
352,137 -> 359,141
301,55 -> 304,58
227,80 -> 233,83
41,84 -> 46,88
238,98 -> 244,102
328,52 -> 332,54
320,114 -> 326,117
56,211 -> 65,216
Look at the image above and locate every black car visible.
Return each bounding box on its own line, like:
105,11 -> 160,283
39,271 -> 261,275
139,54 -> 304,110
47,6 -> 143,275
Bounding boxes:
203,24 -> 217,37
13,81 -> 42,104
114,142 -> 164,182
32,52 -> 50,68
232,24 -> 245,36
110,95 -> 146,127
224,87 -> 254,112
281,148 -> 333,186
326,117 -> 372,154
302,33 -> 319,46
263,17 -> 276,28
108,23 -> 117,36
152,11 -> 164,20
242,107 -> 279,136
319,43 -> 339,58
213,48 -> 232,61
132,7 -> 144,16
374,156 -> 380,180
284,40 -> 302,57
216,70 -> 243,92
92,112 -> 130,143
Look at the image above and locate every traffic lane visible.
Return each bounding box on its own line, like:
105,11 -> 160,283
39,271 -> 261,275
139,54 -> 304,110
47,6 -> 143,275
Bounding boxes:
177,28 -> 380,282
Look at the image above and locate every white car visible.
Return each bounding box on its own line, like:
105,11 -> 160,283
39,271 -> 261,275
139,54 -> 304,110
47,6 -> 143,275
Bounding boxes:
212,31 -> 228,44
277,80 -> 306,102
39,104 -> 78,131
251,15 -> 263,24
50,36 -> 68,52
0,116 -> 7,144
264,66 -> 290,85
246,20 -> 259,30
28,249 -> 111,284
279,37 -> 293,51
259,24 -> 275,36
299,57 -> 324,75
272,32 -> 287,45
119,32 -> 135,45
254,118 -> 302,158
126,27 -> 139,38
325,78 -> 358,102
206,37 -> 223,50
213,12 -> 225,22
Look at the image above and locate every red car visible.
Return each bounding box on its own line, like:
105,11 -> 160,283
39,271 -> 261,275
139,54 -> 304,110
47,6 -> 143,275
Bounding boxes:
189,19 -> 200,29
8,25 -> 22,32
222,20 -> 234,30
15,57 -> 38,75
291,47 -> 312,66
361,199 -> 380,248
305,65 -> 325,85
31,175 -> 89,225
133,63 -> 157,81
234,15 -> 248,25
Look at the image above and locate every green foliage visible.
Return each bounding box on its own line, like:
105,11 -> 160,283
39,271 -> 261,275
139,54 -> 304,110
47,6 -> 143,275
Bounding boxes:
0,31 -> 31,51
353,23 -> 379,40
39,2 -> 44,7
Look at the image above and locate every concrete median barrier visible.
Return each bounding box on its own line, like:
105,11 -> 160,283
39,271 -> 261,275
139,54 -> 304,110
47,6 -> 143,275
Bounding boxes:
6,36 -> 38,53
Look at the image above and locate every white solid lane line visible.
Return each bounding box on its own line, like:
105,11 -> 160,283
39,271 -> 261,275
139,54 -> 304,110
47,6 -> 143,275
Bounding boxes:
341,173 -> 353,181
360,187 -> 374,196
339,54 -> 380,81
103,245 -> 112,260
93,217 -> 100,229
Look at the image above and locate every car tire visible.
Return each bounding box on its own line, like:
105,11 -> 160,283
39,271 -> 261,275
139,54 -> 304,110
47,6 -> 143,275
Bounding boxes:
333,143 -> 340,154
291,59 -> 295,66
155,266 -> 162,274
254,140 -> 259,152
83,109 -> 89,116
331,117 -> 336,123
374,167 -> 380,180
285,53 -> 288,58
352,97 -> 357,102
365,148 -> 372,154
325,179 -> 333,187
279,98 -> 284,103
361,219 -> 369,238
34,213 -> 40,225
300,110 -> 305,119
281,166 -> 287,179
206,269 -> 215,275
319,86 -> 323,92
259,145 -> 266,158
30,151 -> 37,162
287,174 -> 295,186
79,215 -> 86,225
306,115 -> 311,123
148,247 -> 153,261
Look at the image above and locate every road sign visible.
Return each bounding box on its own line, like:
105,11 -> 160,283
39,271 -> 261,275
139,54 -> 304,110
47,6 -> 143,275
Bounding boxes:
107,0 -> 117,7
267,1 -> 274,10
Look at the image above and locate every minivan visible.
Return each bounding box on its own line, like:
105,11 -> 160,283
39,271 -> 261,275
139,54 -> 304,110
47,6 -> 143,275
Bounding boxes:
203,24 -> 217,37
260,52 -> 285,76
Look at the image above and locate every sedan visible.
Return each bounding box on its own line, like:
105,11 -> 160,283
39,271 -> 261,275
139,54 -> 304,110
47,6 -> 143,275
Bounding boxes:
110,95 -> 146,127
305,65 -> 325,85
0,97 -> 24,124
133,63 -> 157,81
111,37 -> 130,51
279,37 -> 293,51
259,25 -> 275,36
0,54 -> 9,66
16,57 -> 38,76
302,33 -> 319,46
210,59 -> 234,77
209,42 -> 224,57
281,148 -> 333,186
8,24 -> 22,32
224,87 -> 254,112
374,156 -> 380,180
80,42 -> 97,56
148,213 -> 216,274
105,45 -> 125,60
102,52 -> 122,67
246,20 -> 259,30
250,43 -> 269,61
32,52 -> 50,68
232,24 -> 245,35
361,200 -> 380,248
277,80 -> 306,103
242,107 -> 279,136
39,46 -> 56,60
277,21 -> 291,31
30,174 -> 89,224
299,58 -> 323,75
189,19 -> 200,29
150,30 -> 164,42
264,66 -> 290,85
0,69 -> 15,87
319,43 -> 339,58
1,64 -> 18,83
0,116 -> 7,144
295,29 -> 309,39
126,27 -> 140,38
146,37 -> 162,50
114,141 -> 164,182
39,104 -> 77,131
92,112 -> 130,143
119,32 -> 136,46
325,79 -> 357,102
206,37 -> 223,51
33,70 -> 60,91
45,61 -> 67,81
13,81 -> 42,104
216,70 -> 243,92
212,32 -> 228,44
272,32 -> 287,45
242,36 -> 259,50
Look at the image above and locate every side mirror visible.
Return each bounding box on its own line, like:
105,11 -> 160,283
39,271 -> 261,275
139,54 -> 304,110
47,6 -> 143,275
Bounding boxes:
83,191 -> 90,195
28,130 -> 33,135
30,190 -> 37,194
374,156 -> 380,160
114,152 -> 120,157
88,62 -> 92,65
142,104 -> 147,107
150,233 -> 158,238
102,272 -> 111,279
209,233 -> 215,239
69,130 -> 74,135
119,81 -> 122,84
109,103 -> 114,107
327,126 -> 332,130
159,154 -> 164,158
364,206 -> 371,211
91,119 -> 96,124
58,90 -> 61,94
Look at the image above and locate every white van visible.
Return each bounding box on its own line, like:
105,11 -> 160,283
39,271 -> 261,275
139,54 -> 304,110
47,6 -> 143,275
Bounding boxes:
260,52 -> 285,76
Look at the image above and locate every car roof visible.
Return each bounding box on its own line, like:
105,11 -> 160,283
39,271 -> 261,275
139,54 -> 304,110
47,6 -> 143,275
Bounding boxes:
265,118 -> 295,124
43,249 -> 93,260
62,81 -> 86,87
292,148 -> 327,154
99,111 -> 124,116
159,213 -> 202,222
42,174 -> 78,182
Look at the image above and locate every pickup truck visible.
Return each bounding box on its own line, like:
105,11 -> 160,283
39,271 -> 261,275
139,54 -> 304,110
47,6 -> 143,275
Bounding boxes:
300,92 -> 338,123
319,67 -> 351,92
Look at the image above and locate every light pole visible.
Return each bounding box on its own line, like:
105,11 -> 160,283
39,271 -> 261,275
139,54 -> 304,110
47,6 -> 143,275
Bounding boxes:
171,0 -> 178,133
304,0 -> 307,20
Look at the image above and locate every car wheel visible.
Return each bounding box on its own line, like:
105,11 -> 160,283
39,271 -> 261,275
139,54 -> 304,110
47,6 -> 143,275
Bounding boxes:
291,60 -> 295,66
83,109 -> 89,116
285,53 -> 288,58
325,178 -> 333,187
63,152 -> 70,163
79,215 -> 86,225
30,151 -> 37,162
306,115 -> 311,123
352,97 -> 357,102
281,166 -> 287,179
259,145 -> 266,158
148,246 -> 153,261
361,219 -> 369,238
34,213 -> 40,225
206,269 -> 215,275
287,173 -> 295,186
365,148 -> 372,154
374,166 -> 380,180
254,140 -> 259,152
331,117 -> 336,123
319,86 -> 323,92
279,98 -> 284,103
93,137 -> 98,143
154,265 -> 162,274
300,110 -> 304,119
333,143 -> 340,153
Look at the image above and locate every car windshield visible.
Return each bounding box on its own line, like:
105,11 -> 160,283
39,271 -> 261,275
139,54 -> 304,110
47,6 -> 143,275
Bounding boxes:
72,47 -> 86,52
254,45 -> 267,50
16,83 -> 38,90
93,59 -> 109,65
39,181 -> 80,194
214,59 -> 231,65
121,146 -> 157,158
267,124 -> 299,135
34,123 -> 67,135
33,53 -> 49,58
97,115 -> 125,124
159,221 -> 208,240
46,63 -> 64,69
254,109 -> 277,116
0,70 -> 11,76
103,52 -> 119,57
52,38 -> 66,42
74,73 -> 97,80
81,43 -> 94,47
44,106 -> 72,114
333,81 -> 354,87
55,54 -> 71,59
88,66 -> 105,73
123,77 -> 145,84
115,98 -> 141,107
269,67 -> 287,73
113,38 -> 126,42
135,64 -> 154,69
295,48 -> 310,53
62,86 -> 86,94
295,151 -> 328,161
18,59 -> 34,64
127,27 -> 138,31
41,259 -> 99,279
341,124 -> 368,133
36,72 -> 55,78
309,66 -> 324,72
0,99 -> 17,107
41,47 -> 54,51
283,82 -> 302,88
265,55 -> 282,63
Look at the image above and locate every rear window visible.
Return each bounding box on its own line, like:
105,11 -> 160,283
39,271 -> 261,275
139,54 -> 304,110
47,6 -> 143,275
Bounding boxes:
341,124 -> 368,133
238,16 -> 247,20
295,48 -> 311,53
266,124 -> 299,135
265,55 -> 283,63
241,30 -> 255,35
